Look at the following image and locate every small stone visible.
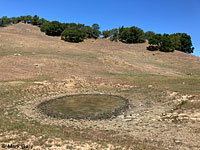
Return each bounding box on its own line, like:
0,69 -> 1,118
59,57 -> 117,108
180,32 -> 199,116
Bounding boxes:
118,115 -> 124,119
14,53 -> 21,56
174,140 -> 182,145
124,118 -> 132,122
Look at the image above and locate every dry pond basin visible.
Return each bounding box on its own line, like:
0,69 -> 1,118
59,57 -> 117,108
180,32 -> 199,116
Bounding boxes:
37,94 -> 129,120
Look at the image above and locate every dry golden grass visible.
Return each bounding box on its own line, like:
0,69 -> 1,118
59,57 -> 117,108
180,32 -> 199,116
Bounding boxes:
0,23 -> 200,150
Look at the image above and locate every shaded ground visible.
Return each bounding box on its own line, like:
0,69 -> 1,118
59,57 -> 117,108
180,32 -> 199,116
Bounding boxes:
0,23 -> 200,149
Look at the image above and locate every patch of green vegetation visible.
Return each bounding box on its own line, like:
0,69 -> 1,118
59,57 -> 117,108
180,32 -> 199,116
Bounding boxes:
107,72 -> 167,78
180,100 -> 188,106
0,49 -> 14,56
66,145 -> 73,149
180,101 -> 200,110
0,75 -> 52,83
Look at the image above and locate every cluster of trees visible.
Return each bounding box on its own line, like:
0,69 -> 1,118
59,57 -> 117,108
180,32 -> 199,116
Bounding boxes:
40,22 -> 101,42
102,26 -> 194,53
0,15 -> 47,27
102,26 -> 147,43
0,15 -> 101,43
147,33 -> 194,53
0,15 -> 195,53
0,16 -> 17,26
61,24 -> 100,42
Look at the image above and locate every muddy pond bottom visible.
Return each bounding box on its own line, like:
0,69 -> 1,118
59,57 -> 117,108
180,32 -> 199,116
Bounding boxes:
37,94 -> 129,120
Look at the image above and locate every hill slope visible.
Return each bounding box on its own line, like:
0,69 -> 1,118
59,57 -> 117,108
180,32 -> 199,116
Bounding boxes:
0,23 -> 200,150
0,23 -> 200,81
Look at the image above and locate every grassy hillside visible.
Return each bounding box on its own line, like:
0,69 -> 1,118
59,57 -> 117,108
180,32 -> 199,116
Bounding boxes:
0,23 -> 200,149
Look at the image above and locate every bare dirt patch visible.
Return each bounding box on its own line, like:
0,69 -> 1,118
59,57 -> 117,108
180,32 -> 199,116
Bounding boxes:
37,94 -> 129,120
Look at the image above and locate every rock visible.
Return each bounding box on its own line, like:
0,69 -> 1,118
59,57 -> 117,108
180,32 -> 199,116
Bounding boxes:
148,85 -> 153,88
14,53 -> 21,56
118,115 -> 124,119
124,118 -> 132,122
174,139 -> 182,145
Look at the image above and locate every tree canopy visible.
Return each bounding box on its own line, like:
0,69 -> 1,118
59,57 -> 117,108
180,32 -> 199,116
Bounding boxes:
145,31 -> 155,40
31,15 -> 39,25
0,15 -> 195,53
40,21 -> 64,36
170,33 -> 194,53
102,26 -> 145,43
147,33 -> 194,53
61,27 -> 86,43
119,26 -> 145,44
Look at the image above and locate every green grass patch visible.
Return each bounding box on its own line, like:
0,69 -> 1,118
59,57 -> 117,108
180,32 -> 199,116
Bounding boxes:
107,72 -> 167,78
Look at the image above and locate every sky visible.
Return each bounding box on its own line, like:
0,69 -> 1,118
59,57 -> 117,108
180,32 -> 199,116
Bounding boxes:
1,0 -> 200,57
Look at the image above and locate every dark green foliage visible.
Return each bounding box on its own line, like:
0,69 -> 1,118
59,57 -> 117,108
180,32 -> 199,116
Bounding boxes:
102,28 -> 119,41
103,26 -> 145,43
159,34 -> 174,52
119,26 -> 125,36
148,34 -> 162,51
148,34 -> 174,52
170,33 -> 194,53
16,17 -> 22,23
180,100 -> 188,106
169,34 -> 182,50
20,16 -> 26,23
40,21 -> 100,41
147,46 -> 159,51
148,34 -> 162,46
109,29 -> 119,41
145,31 -> 155,40
102,30 -> 111,38
91,24 -> 101,39
148,33 -> 194,53
0,16 -> 16,27
38,18 -> 47,26
24,15 -> 32,23
40,21 -> 64,36
31,15 -> 39,25
179,33 -> 194,53
61,27 -> 86,43
119,26 -> 145,43
40,22 -> 49,32
82,26 -> 93,38
10,17 -> 18,24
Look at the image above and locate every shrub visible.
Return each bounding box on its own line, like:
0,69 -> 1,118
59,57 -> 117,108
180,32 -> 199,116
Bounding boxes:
91,24 -> 101,39
31,15 -> 39,25
159,34 -> 174,52
61,27 -> 86,43
119,26 -> 145,43
170,33 -> 194,53
102,30 -> 111,38
145,31 -> 155,40
109,29 -> 119,41
148,34 -> 174,52
40,21 -> 64,36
